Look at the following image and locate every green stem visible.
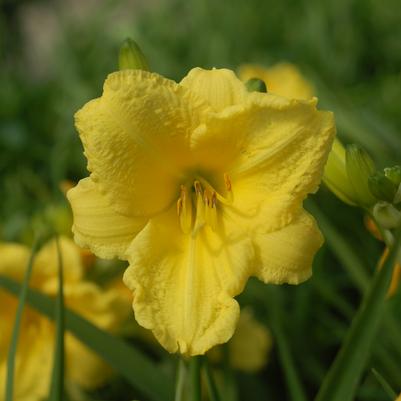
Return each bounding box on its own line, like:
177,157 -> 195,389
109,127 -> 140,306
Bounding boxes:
175,358 -> 187,401
315,226 -> 401,401
272,318 -> 308,401
5,239 -> 40,401
190,356 -> 202,401
203,356 -> 221,401
48,236 -> 65,401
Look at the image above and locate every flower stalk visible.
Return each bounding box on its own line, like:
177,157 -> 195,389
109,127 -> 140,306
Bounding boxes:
190,356 -> 202,401
203,356 -> 222,401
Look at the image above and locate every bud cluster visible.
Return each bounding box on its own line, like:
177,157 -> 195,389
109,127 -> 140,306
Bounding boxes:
323,139 -> 401,229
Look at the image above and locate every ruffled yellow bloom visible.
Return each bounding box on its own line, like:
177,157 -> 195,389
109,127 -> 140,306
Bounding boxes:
0,237 -> 129,401
67,67 -> 335,355
238,63 -> 314,100
208,308 -> 272,372
228,308 -> 272,372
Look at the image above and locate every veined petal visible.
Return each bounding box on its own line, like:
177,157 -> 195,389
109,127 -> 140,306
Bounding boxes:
67,178 -> 147,259
123,208 -> 255,355
253,210 -> 323,284
76,69 -> 210,217
180,68 -> 247,112
193,94 -> 335,232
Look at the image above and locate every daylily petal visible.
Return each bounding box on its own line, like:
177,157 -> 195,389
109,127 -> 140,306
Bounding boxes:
34,237 -> 84,284
75,69 -> 210,217
123,207 -> 255,355
66,335 -> 112,389
238,63 -> 315,100
67,178 -> 147,259
193,94 -> 335,232
0,242 -> 30,281
0,239 -> 83,287
62,282 -> 129,389
180,68 -> 247,112
253,210 -> 323,284
0,310 -> 53,401
228,308 -> 272,372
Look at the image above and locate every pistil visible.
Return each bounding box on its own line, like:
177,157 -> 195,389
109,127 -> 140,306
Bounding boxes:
177,174 -> 233,234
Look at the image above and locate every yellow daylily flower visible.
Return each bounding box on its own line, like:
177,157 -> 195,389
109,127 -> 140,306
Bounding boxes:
0,237 -> 129,401
228,308 -> 272,372
67,67 -> 335,355
208,308 -> 272,372
238,63 -> 314,100
323,137 -> 357,206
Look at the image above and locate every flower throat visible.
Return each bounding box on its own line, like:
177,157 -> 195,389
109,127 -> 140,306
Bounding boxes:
176,174 -> 233,235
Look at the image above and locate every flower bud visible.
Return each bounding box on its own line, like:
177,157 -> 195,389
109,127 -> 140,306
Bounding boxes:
368,171 -> 397,203
118,38 -> 150,71
245,78 -> 267,93
384,165 -> 401,186
323,138 -> 357,206
345,144 -> 376,207
373,202 -> 401,229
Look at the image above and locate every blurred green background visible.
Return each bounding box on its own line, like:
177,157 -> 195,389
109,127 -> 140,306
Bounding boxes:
1,0 -> 401,400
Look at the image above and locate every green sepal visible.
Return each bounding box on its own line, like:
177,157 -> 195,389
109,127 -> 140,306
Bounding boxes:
345,144 -> 376,207
384,165 -> 401,186
118,38 -> 150,71
245,78 -> 267,93
368,171 -> 397,202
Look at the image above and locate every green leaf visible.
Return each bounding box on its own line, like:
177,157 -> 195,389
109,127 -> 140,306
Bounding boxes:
190,356 -> 202,401
307,202 -> 369,290
174,358 -> 187,401
315,227 -> 401,401
5,240 -> 40,401
202,356 -> 222,401
48,237 -> 65,401
269,289 -> 308,401
309,201 -> 401,362
0,276 -> 174,401
371,368 -> 397,400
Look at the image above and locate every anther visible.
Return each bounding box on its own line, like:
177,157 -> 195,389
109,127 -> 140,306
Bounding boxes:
211,191 -> 217,208
194,180 -> 202,195
224,173 -> 232,191
176,198 -> 183,215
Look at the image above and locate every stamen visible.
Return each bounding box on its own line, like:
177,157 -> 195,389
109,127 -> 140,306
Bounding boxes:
224,173 -> 232,191
193,183 -> 206,233
177,175 -> 232,235
178,185 -> 192,234
176,198 -> 183,215
202,189 -> 218,231
196,176 -> 233,205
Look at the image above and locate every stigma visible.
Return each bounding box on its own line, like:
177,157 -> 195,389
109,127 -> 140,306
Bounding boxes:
176,174 -> 233,235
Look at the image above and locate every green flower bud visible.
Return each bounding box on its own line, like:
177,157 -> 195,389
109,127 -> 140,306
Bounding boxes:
368,171 -> 397,202
245,78 -> 267,93
118,38 -> 150,71
384,165 -> 401,186
373,202 -> 401,229
345,144 -> 376,207
323,138 -> 357,206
